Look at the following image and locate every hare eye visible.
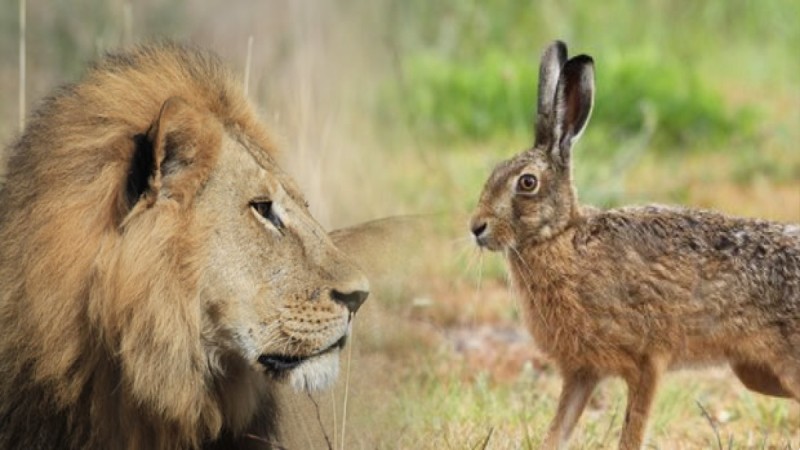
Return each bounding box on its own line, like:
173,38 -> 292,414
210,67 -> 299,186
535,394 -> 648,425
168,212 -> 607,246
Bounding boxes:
517,174 -> 539,193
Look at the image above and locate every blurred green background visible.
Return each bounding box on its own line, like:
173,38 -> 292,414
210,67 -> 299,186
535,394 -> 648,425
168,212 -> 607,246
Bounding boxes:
2,1 -> 799,211
1,1 -> 798,448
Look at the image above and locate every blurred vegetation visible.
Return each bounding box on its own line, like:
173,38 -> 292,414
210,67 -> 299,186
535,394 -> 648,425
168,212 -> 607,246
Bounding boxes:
369,0 -> 800,211
382,47 -> 761,149
3,0 -> 799,191
0,1 -> 798,448
0,1 -> 796,253
381,0 -> 798,150
0,0 -> 184,143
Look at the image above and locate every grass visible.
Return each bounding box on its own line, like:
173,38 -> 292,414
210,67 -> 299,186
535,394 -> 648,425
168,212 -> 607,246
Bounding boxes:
1,0 -> 799,448
358,268 -> 800,448
382,46 -> 760,149
382,347 -> 800,448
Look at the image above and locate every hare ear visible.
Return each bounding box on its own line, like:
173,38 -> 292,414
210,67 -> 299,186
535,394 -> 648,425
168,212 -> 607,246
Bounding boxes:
551,55 -> 594,167
534,40 -> 568,147
129,97 -> 221,209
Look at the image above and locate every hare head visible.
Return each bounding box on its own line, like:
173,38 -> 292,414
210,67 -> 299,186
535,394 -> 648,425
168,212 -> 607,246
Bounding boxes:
470,41 -> 595,250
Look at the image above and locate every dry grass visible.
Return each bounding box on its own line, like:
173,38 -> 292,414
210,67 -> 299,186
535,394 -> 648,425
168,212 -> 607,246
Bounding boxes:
1,1 -> 798,448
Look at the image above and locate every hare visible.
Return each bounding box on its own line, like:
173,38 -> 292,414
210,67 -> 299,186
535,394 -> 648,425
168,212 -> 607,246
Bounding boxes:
469,40 -> 800,449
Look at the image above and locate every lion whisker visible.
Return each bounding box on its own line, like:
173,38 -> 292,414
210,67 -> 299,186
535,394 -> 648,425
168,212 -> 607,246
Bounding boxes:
339,322 -> 355,450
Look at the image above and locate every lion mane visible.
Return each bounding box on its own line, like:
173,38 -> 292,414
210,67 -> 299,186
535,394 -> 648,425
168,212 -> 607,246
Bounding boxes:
0,43 -> 284,449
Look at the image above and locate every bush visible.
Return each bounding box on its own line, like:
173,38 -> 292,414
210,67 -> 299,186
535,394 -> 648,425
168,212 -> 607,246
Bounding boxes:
387,49 -> 759,152
594,51 -> 759,151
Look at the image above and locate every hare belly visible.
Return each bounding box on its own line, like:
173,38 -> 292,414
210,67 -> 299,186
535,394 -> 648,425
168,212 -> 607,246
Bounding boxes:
513,270 -> 756,370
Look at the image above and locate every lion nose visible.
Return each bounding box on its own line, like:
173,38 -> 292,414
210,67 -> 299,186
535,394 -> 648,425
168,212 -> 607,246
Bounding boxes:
331,289 -> 369,314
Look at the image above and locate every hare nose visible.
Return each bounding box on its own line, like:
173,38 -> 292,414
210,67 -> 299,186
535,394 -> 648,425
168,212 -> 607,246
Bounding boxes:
471,221 -> 488,238
331,289 -> 369,314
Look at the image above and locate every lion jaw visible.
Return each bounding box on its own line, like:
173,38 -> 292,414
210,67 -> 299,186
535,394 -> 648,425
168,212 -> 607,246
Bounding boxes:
288,350 -> 342,392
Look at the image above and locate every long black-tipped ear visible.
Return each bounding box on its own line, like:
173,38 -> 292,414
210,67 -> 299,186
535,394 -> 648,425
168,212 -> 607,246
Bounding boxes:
551,55 -> 594,167
534,40 -> 568,147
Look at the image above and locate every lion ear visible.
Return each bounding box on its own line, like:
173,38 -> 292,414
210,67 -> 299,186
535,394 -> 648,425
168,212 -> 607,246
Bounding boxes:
128,97 -> 221,209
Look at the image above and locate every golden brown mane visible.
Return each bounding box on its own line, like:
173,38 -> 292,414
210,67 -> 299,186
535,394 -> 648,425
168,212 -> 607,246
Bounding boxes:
0,43 -> 280,449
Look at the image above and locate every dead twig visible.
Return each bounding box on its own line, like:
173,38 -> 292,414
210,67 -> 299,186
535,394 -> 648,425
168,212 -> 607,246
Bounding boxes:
306,390 -> 333,450
695,399 -> 723,450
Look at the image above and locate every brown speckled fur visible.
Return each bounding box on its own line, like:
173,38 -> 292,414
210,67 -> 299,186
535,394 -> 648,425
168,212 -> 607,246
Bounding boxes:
470,41 -> 800,449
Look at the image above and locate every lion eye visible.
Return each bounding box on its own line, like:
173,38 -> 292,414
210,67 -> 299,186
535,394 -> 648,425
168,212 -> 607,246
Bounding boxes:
251,201 -> 284,230
517,174 -> 539,193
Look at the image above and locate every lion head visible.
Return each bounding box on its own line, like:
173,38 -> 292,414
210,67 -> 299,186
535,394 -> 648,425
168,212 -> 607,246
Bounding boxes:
0,43 -> 368,449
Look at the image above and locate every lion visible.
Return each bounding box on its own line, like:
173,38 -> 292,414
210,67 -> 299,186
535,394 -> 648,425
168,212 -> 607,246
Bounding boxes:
0,43 -> 370,449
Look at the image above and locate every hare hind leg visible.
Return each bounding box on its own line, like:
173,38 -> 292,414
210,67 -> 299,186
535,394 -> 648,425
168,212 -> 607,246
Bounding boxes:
772,361 -> 800,401
731,362 -> 792,398
540,370 -> 599,450
758,336 -> 800,401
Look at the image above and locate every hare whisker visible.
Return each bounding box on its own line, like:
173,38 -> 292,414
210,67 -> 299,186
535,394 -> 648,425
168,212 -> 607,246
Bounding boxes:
508,246 -> 549,329
460,242 -> 481,279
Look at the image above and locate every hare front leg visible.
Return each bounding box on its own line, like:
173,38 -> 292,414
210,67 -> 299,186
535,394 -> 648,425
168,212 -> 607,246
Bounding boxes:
541,370 -> 598,450
618,356 -> 666,450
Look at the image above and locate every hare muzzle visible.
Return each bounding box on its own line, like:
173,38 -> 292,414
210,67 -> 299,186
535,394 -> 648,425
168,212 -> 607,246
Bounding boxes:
469,213 -> 512,251
470,219 -> 488,245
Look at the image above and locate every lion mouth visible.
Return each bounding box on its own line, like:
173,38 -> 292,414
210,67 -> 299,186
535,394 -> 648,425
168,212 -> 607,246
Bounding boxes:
258,334 -> 348,375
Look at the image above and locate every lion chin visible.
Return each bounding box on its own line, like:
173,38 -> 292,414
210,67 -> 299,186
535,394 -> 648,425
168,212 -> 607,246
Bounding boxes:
259,332 -> 349,392
289,352 -> 341,392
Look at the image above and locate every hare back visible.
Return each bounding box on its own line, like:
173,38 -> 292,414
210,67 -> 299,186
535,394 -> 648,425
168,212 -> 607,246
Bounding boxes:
511,205 -> 799,374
